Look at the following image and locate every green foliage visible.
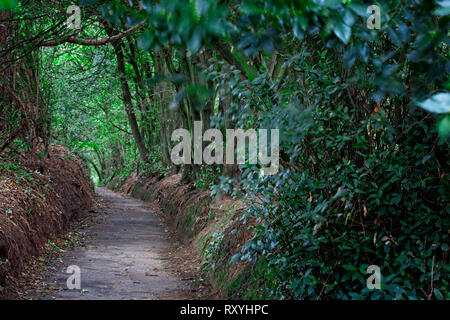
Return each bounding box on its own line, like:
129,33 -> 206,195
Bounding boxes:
101,0 -> 229,54
0,161 -> 33,182
202,232 -> 225,272
43,43 -> 147,184
194,165 -> 221,189
438,115 -> 450,138
418,93 -> 450,114
239,107 -> 449,299
48,0 -> 450,300
0,0 -> 18,10
228,36 -> 449,299
2,0 -> 447,300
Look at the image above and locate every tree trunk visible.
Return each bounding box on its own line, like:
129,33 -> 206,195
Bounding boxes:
108,32 -> 149,162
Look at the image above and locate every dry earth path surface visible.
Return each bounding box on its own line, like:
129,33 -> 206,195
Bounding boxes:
27,187 -> 194,300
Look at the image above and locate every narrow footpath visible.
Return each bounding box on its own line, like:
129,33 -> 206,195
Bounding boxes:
29,188 -> 194,300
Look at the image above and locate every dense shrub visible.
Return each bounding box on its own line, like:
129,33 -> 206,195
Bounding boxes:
237,104 -> 448,299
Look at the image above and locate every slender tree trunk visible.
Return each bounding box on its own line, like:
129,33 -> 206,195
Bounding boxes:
154,51 -> 173,167
108,32 -> 149,162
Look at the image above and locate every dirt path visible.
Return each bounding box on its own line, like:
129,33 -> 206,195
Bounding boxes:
28,188 -> 194,300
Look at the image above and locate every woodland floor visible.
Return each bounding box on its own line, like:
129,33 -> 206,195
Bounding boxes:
24,188 -> 210,300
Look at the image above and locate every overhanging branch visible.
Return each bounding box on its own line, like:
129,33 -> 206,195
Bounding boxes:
38,23 -> 144,47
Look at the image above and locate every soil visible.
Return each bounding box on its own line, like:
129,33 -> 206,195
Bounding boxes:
25,188 -> 210,300
0,144 -> 94,298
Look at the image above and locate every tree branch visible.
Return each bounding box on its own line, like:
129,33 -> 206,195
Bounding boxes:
38,23 -> 144,47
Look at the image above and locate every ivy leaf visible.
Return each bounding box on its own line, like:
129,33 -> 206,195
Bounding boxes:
188,27 -> 202,54
438,115 -> 450,138
230,253 -> 241,264
195,0 -> 211,16
434,288 -> 444,300
343,47 -> 356,68
342,264 -> 358,272
434,0 -> 450,16
333,21 -> 351,44
137,30 -> 154,51
293,17 -> 305,40
261,37 -> 274,54
417,93 -> 450,114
